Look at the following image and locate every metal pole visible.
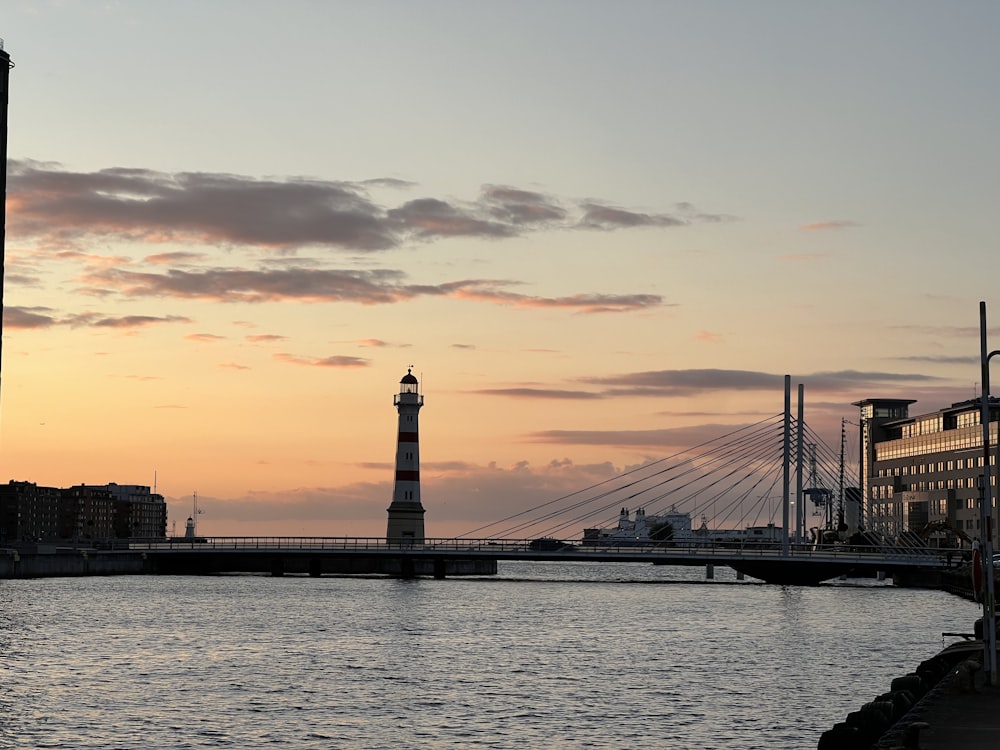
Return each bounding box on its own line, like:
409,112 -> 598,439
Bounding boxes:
782,375 -> 791,556
978,301 -> 997,685
0,42 -> 12,419
796,383 -> 805,545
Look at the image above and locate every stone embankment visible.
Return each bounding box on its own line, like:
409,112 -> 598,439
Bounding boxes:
818,561 -> 999,749
938,562 -> 993,602
816,640 -> 979,749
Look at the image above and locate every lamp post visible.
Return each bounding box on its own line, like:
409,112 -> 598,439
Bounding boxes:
978,301 -> 998,685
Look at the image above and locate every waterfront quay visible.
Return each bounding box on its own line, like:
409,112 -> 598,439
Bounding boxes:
825,638 -> 1000,750
2,536 -> 950,584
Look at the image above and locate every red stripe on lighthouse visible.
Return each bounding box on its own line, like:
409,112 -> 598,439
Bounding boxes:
395,470 -> 420,481
398,431 -> 419,442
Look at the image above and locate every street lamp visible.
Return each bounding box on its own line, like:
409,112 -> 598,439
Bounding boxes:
978,301 -> 998,686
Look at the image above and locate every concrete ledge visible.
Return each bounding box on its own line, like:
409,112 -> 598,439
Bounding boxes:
1,548 -> 497,579
0,549 -> 146,578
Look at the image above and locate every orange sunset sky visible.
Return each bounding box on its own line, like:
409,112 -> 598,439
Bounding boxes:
2,2 -> 998,538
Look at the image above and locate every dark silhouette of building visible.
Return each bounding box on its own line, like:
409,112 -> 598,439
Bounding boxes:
0,480 -> 166,544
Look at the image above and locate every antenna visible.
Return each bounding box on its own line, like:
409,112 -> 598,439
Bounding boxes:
192,492 -> 204,534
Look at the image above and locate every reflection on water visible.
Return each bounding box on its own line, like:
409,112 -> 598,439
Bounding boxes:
0,563 -> 978,749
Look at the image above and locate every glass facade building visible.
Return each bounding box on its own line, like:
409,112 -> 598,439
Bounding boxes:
855,397 -> 1000,547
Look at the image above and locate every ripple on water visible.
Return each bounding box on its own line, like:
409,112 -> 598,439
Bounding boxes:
0,566 -> 979,749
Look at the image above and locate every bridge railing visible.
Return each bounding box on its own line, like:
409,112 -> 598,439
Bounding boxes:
126,536 -> 951,565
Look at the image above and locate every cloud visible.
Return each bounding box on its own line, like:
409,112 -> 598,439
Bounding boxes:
577,202 -> 686,230
82,266 -> 413,304
9,160 -> 397,251
245,334 -> 288,344
387,197 -> 513,239
168,456 -> 627,538
582,368 -> 783,396
67,312 -> 191,329
449,285 -> 665,314
78,265 -> 666,314
480,185 -> 568,225
580,368 -> 945,398
273,352 -> 370,368
462,368 -> 950,403
185,333 -> 226,343
674,202 -> 736,223
694,330 -> 724,344
528,424 -> 753,450
145,251 -> 208,264
471,387 -> 604,400
4,306 -> 57,329
893,355 -> 979,365
8,160 -> 722,253
3,306 -> 192,330
799,220 -> 860,231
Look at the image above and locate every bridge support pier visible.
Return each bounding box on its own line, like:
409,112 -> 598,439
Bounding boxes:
736,569 -> 744,581
706,564 -> 714,580
309,558 -> 322,577
433,558 -> 446,579
270,558 -> 285,577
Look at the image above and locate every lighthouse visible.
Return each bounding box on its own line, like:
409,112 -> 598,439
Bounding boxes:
386,368 -> 425,543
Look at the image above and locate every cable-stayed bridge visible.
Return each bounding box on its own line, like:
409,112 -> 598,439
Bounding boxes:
458,408 -> 845,547
131,380 -> 954,585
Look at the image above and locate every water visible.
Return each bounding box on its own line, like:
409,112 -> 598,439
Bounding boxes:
0,563 -> 980,749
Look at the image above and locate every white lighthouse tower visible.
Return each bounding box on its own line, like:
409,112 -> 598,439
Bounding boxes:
386,367 -> 425,543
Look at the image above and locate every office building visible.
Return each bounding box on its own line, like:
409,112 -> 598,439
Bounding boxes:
856,397 -> 999,547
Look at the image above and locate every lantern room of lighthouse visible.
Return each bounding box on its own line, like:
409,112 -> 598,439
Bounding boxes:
386,368 -> 426,543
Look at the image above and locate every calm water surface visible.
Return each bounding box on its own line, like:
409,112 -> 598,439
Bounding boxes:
0,563 -> 979,749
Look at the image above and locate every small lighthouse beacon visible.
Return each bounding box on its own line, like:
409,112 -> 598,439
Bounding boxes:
386,367 -> 425,543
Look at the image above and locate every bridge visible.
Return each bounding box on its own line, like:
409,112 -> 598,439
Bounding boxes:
127,378 -> 960,586
128,536 -> 953,586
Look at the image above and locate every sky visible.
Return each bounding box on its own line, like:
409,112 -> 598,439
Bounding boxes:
1,1 -> 998,539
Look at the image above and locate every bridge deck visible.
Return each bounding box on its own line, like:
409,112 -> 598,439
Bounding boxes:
128,537 -> 951,584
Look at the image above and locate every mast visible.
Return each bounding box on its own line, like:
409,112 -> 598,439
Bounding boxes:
781,375 -> 791,556
0,42 -> 13,419
838,419 -> 846,529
